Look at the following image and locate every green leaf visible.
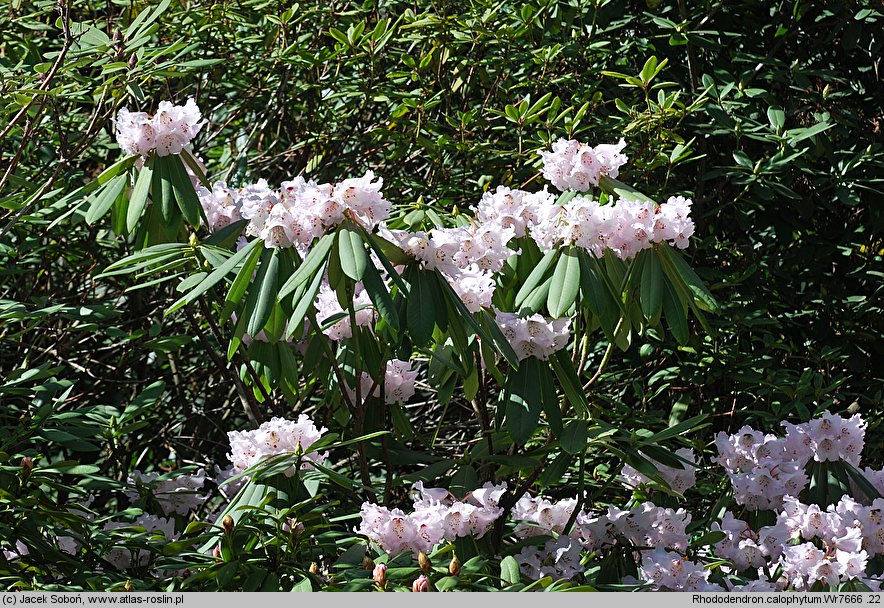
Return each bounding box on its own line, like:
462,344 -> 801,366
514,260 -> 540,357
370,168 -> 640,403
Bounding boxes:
514,248 -> 558,308
288,263 -> 326,339
85,174 -> 127,225
248,248 -> 280,337
361,259 -> 399,330
662,277 -> 689,344
548,350 -> 590,417
406,267 -> 436,346
126,156 -> 154,233
166,238 -> 262,314
657,245 -> 718,313
538,359 -> 562,435
151,154 -> 176,222
505,358 -> 543,444
561,419 -> 588,454
500,556 -> 521,585
338,223 -> 368,281
220,239 -> 263,321
278,233 -> 335,298
547,247 -> 580,318
167,154 -> 202,227
640,250 -> 664,320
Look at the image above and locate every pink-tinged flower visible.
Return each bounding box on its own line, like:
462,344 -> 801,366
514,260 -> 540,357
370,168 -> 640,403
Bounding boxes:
493,310 -> 570,360
412,574 -> 429,592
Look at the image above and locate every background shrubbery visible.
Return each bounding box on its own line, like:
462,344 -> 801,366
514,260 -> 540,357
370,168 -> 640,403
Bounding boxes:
0,0 -> 881,591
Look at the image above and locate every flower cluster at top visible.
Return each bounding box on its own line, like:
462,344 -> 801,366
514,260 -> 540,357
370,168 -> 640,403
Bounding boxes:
227,414 -> 328,477
714,412 -> 866,511
115,99 -> 204,157
198,172 -> 392,249
539,138 -> 629,192
358,482 -> 507,555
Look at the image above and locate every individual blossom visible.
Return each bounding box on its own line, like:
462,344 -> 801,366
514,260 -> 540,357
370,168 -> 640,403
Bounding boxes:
226,415 -> 328,476
198,181 -> 243,232
475,186 -> 557,238
352,359 -> 419,405
494,310 -> 570,360
782,412 -> 866,466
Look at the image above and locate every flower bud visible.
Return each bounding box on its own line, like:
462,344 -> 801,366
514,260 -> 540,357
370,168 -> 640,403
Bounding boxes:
221,515 -> 234,534
448,554 -> 461,577
212,545 -> 221,560
412,574 -> 429,592
124,581 -> 133,592
362,555 -> 375,571
418,551 -> 431,573
282,517 -> 304,537
21,457 -> 33,481
309,562 -> 320,575
372,563 -> 387,588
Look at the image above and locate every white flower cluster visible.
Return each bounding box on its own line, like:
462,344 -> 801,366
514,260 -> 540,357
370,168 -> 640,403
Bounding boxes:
381,223 -> 518,314
199,172 -> 392,248
493,310 -> 571,360
350,359 -> 419,405
508,494 -> 692,580
619,447 -> 698,494
227,414 -> 328,476
532,195 -> 695,258
715,412 -> 867,511
706,495 -> 884,591
638,547 -> 724,591
539,138 -> 629,192
126,469 -> 207,516
782,411 -> 866,466
313,282 -> 375,341
358,482 -> 507,556
115,99 -> 204,157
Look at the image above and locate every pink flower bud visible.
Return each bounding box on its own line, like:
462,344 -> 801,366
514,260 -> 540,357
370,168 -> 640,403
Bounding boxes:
412,574 -> 429,592
372,563 -> 387,588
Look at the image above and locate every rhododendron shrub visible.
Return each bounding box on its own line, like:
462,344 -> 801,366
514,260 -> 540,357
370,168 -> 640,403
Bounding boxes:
4,87 -> 880,594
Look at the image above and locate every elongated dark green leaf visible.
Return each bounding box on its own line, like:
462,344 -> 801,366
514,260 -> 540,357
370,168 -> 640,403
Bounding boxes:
167,154 -> 202,227
361,257 -> 399,330
338,223 -> 369,281
360,229 -> 408,292
662,277 -> 689,344
407,267 -> 436,346
547,246 -> 580,317
658,245 -> 719,313
166,238 -> 262,314
515,248 -> 558,308
519,277 -> 552,315
278,233 -> 335,298
85,174 -> 127,225
560,419 -> 588,454
644,414 -> 707,444
126,157 -> 154,232
151,154 -> 176,222
505,358 -> 543,444
220,238 -> 263,321
248,247 -> 280,337
548,350 -> 590,417
288,263 -> 326,339
640,249 -> 664,320
538,359 -> 562,435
